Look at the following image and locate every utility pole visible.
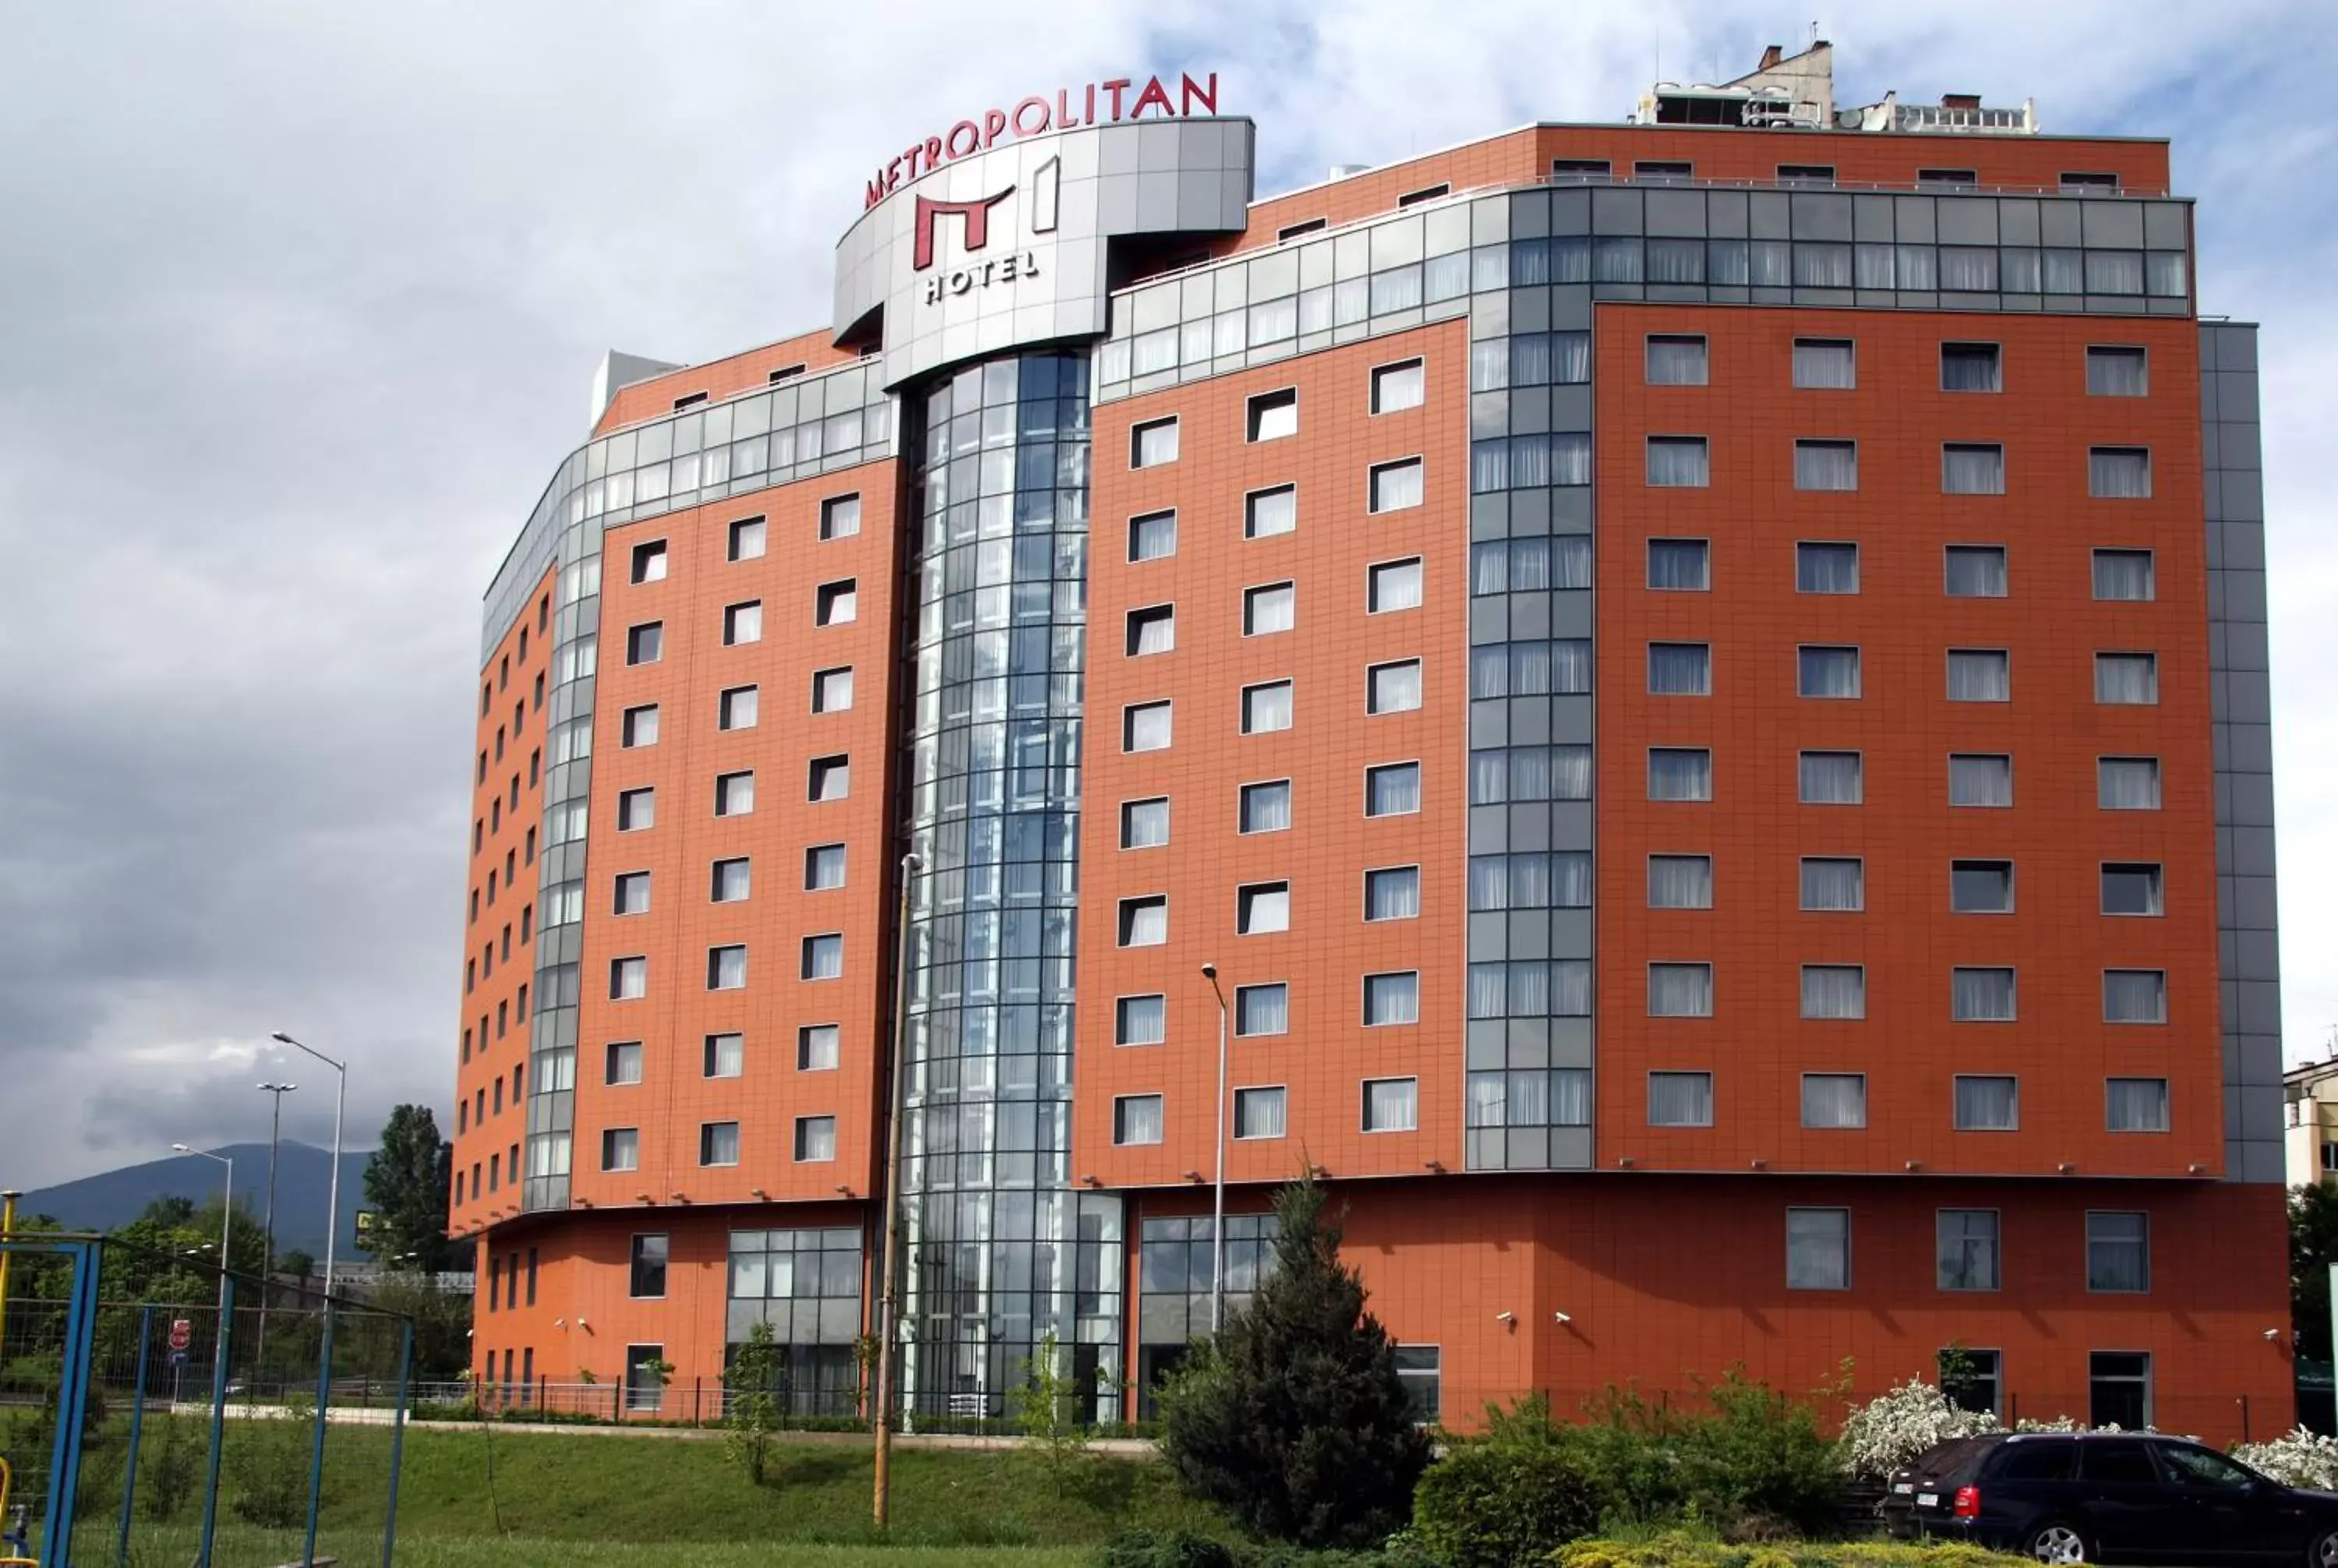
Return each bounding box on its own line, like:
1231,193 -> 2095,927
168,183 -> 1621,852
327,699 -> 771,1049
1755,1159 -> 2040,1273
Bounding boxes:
171,1146 -> 235,1328
256,1081 -> 296,1364
271,1033 -> 346,1297
0,1190 -> 18,1359
872,850 -> 917,1530
1202,964 -> 1229,1331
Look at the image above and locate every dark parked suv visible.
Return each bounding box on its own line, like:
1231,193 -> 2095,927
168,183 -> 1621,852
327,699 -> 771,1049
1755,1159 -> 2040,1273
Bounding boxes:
1881,1432 -> 2338,1564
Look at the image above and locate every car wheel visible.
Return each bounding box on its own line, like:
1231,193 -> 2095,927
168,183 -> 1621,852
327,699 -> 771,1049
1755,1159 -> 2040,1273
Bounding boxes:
2026,1524 -> 2089,1564
2308,1527 -> 2338,1568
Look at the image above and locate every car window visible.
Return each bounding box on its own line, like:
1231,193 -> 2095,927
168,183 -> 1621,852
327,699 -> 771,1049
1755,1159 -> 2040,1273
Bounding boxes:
1993,1439 -> 2077,1481
2079,1440 -> 2158,1485
2160,1445 -> 2258,1490
1913,1438 -> 1994,1475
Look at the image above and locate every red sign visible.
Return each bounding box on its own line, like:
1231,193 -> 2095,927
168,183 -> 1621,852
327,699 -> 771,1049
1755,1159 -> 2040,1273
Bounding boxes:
168,1319 -> 192,1352
867,72 -> 1220,210
912,188 -> 1013,271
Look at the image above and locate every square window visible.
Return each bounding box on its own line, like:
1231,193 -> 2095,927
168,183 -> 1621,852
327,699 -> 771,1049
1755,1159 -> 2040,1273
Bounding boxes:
602,1128 -> 641,1174
1646,436 -> 1710,487
815,579 -> 858,626
728,517 -> 766,561
1648,962 -> 1713,1017
1647,538 -> 1709,590
800,933 -> 842,980
1369,459 -> 1423,514
1240,779 -> 1291,833
1365,866 -> 1419,921
1236,982 -> 1288,1037
1115,994 -> 1166,1046
1365,761 -> 1420,816
1372,358 -> 1425,413
1786,1208 -> 1849,1291
1778,164 -> 1835,187
622,705 -> 660,747
1369,557 -> 1424,613
2087,346 -> 2149,397
1796,542 -> 1859,593
711,856 -> 750,902
1362,1077 -> 1418,1132
610,955 -> 647,999
1367,660 -> 1422,715
811,667 -> 854,713
613,871 -> 650,915
1244,582 -> 1296,637
617,787 -> 655,831
1943,444 -> 2006,496
1238,881 -> 1290,935
2093,549 -> 2156,601
1941,343 -> 2003,393
1241,682 -> 1292,736
1794,441 -> 1858,492
1118,895 -> 1167,948
1132,417 -> 1180,469
804,843 -> 846,890
1648,642 -> 1711,695
2098,757 -> 2162,810
1799,645 -> 1861,697
705,1032 -> 744,1079
1125,700 -> 1174,751
1950,754 -> 2014,807
1551,157 -> 1612,182
626,623 -> 663,665
807,755 -> 849,801
2090,447 -> 2153,499
1919,168 -> 1978,187
1944,545 -> 2008,597
1126,605 -> 1175,658
1801,966 -> 1866,1020
2096,652 -> 2158,704
1248,389 -> 1298,442
820,494 -> 861,540
1952,967 -> 2017,1022
1113,1094 -> 1164,1146
1364,971 -> 1419,1026
1121,797 -> 1170,849
1799,750 -> 1863,805
630,540 -> 668,584
1938,1210 -> 2001,1291
2104,969 -> 2168,1023
707,944 -> 747,991
1792,338 -> 1856,390
699,1121 -> 740,1167
605,1041 -> 643,1086
2087,1212 -> 2149,1292
1648,747 -> 1713,802
1801,1072 -> 1867,1126
1952,860 -> 2015,913
724,601 -> 763,645
1644,334 -> 1708,386
1648,1072 -> 1714,1127
1234,1086 -> 1287,1139
1955,1075 -> 2019,1132
1129,510 -> 1177,562
1800,857 -> 1863,911
719,685 -> 759,730
1636,158 -> 1693,182
715,770 -> 756,815
1947,649 -> 2011,702
794,1115 -> 837,1162
797,1023 -> 839,1072
2101,862 -> 2164,916
1246,485 -> 1297,538
1647,855 -> 1712,909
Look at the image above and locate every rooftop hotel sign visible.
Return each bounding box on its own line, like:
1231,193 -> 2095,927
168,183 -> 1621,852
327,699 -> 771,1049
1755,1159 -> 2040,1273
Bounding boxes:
866,74 -> 1222,210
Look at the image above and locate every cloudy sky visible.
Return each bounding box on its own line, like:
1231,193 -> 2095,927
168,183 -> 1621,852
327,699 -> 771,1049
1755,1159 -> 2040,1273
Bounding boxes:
3,1 -> 2333,1189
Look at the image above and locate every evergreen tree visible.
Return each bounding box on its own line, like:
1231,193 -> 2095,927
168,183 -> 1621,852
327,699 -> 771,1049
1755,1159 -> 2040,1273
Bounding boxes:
361,1104 -> 457,1273
1157,1179 -> 1431,1548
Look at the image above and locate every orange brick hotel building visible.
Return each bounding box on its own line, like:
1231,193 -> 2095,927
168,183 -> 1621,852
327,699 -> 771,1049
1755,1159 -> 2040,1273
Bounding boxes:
452,44 -> 2291,1438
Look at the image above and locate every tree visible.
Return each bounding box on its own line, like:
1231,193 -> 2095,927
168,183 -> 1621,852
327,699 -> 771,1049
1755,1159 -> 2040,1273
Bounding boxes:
361,1104 -> 457,1273
722,1322 -> 783,1485
363,1272 -> 475,1379
1157,1179 -> 1432,1549
1010,1329 -> 1091,1494
2293,1182 -> 2338,1360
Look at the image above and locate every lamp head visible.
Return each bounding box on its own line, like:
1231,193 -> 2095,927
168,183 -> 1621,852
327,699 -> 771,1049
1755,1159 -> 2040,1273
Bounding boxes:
1201,962 -> 1217,980
172,1143 -> 192,1153
270,1031 -> 295,1045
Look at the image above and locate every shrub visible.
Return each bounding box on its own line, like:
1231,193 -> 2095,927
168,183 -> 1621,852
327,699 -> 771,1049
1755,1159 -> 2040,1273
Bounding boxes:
139,1412 -> 203,1522
228,1394 -> 321,1527
1097,1530 -> 1238,1568
1671,1372 -> 1843,1538
1414,1439 -> 1602,1568
1838,1383 -> 2001,1480
2234,1427 -> 2338,1489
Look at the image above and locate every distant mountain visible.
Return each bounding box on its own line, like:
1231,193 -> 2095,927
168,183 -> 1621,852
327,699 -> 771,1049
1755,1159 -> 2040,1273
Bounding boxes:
16,1142 -> 375,1260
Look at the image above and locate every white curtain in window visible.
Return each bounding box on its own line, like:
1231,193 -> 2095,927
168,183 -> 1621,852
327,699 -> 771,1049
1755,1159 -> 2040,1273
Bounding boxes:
2096,654 -> 2158,705
1793,340 -> 1856,389
2085,251 -> 2145,295
2090,448 -> 2153,499
1944,546 -> 2008,597
1645,336 -> 1708,385
1648,855 -> 1713,909
1372,662 -> 1422,713
1646,238 -> 1704,284
1507,537 -> 1553,590
1650,749 -> 1712,800
1891,244 -> 1935,289
1595,237 -> 1643,282
1365,1079 -> 1418,1132
1503,1069 -> 1549,1128
1485,337 -> 1531,390
2088,348 -> 2149,396
1750,240 -> 1792,286
1236,1088 -> 1286,1139
1125,802 -> 1169,848
1368,869 -> 1420,921
1467,1072 -> 1507,1128
702,1123 -> 740,1166
2146,252 -> 2187,298
1795,443 -> 1859,492
1247,486 -> 1295,537
1242,784 -> 1291,833
1949,754 -> 2013,807
1552,852 -> 1593,907
2000,248 -> 2042,291
1649,962 -> 1713,1016
1707,239 -> 1750,284
2106,1078 -> 2170,1132
1247,585 -> 1295,635
1799,647 -> 1860,697
1940,344 -> 2002,392
1648,1072 -> 1713,1126
1552,535 -> 1593,589
1119,994 -> 1165,1044
1374,561 -> 1424,612
1369,765 -> 1419,815
1128,702 -> 1172,749
1646,437 -> 1710,487
1801,966 -> 1867,1019
2087,1214 -> 2149,1291
1550,746 -> 1593,800
1550,640 -> 1594,694
1801,1074 -> 1867,1128
1942,445 -> 2006,495
1937,1210 -> 1999,1289
712,945 -> 748,988
1787,1210 -> 1849,1289
1237,984 -> 1287,1036
1471,542 -> 1509,595
1551,960 -> 1592,1016
1552,332 -> 1591,383
803,938 -> 841,980
1241,885 -> 1289,934
2093,550 -> 2155,601
1470,751 -> 1508,803
1955,1075 -> 2018,1131
1245,684 -> 1291,733
1647,539 -> 1708,590
1952,967 -> 2017,1021
1551,433 -> 1592,487
1801,859 -> 1863,911
1947,650 -> 2011,702
1123,900 -> 1167,947
1506,960 -> 1551,1015
2040,248 -> 2083,292
1366,973 -> 1418,1025
1797,543 -> 1859,593
708,1033 -> 746,1076
1467,962 -> 1506,1019
1117,1096 -> 1164,1145
1468,856 -> 1511,911
2104,969 -> 2167,1023
1792,242 -> 1852,288
1649,643 -> 1711,694
1939,248 -> 2001,291
1132,612 -> 1174,655
1550,1069 -> 1591,1125
1853,243 -> 1895,289
1372,461 -> 1424,512
2098,757 -> 2161,810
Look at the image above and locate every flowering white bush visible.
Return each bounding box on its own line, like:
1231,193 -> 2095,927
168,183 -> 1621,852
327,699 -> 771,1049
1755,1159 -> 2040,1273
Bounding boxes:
2234,1427 -> 2338,1490
2013,1414 -> 2086,1433
1839,1379 -> 2004,1477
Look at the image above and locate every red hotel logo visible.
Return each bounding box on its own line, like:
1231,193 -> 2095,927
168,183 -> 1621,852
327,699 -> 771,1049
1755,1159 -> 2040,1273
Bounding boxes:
912,188 -> 1013,271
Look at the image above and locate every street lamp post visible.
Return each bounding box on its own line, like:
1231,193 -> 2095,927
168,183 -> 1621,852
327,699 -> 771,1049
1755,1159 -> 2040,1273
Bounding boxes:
256,1082 -> 296,1361
171,1145 -> 235,1327
271,1032 -> 347,1297
1202,962 -> 1230,1333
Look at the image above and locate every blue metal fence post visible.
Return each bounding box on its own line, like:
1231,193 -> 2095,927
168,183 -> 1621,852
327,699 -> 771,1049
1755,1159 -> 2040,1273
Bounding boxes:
301,1299 -> 335,1567
116,1305 -> 154,1565
380,1319 -> 412,1568
196,1278 -> 235,1568
37,1239 -> 101,1568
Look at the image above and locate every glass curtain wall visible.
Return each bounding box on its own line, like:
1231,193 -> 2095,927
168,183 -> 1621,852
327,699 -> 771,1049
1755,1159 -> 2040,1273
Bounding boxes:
896,348 -> 1125,1421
